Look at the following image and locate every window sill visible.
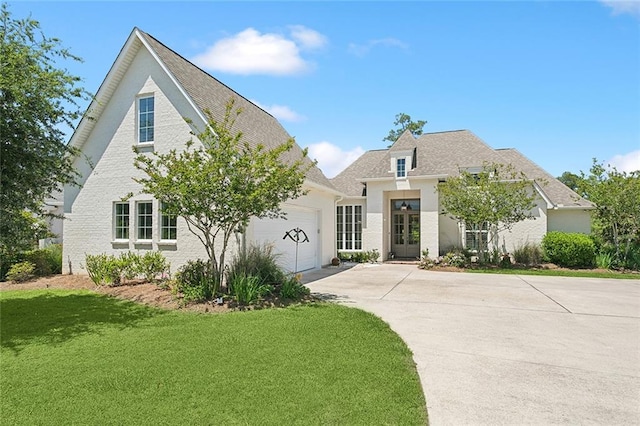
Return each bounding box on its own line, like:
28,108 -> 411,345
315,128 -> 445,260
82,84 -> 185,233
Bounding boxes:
134,240 -> 153,247
157,240 -> 177,246
111,240 -> 130,245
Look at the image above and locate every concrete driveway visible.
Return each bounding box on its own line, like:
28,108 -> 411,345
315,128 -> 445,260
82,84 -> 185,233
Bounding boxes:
303,264 -> 640,425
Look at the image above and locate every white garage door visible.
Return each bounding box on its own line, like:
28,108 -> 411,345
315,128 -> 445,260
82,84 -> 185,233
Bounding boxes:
252,206 -> 318,273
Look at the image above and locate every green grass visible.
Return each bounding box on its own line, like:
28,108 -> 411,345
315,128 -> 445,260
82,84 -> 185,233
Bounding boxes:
466,267 -> 639,279
0,290 -> 427,425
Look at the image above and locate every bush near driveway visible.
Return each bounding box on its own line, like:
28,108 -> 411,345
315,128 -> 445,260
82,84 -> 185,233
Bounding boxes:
542,231 -> 595,268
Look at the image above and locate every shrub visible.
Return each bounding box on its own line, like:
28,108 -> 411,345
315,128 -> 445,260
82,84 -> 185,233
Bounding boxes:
622,243 -> 640,270
442,248 -> 469,268
23,249 -> 53,276
542,231 -> 595,268
228,274 -> 272,305
22,245 -> 62,277
595,251 -> 613,270
6,261 -> 36,283
175,259 -> 217,302
418,249 -> 435,270
84,253 -> 125,285
227,244 -> 285,287
139,251 -> 170,282
512,242 -> 543,266
279,274 -> 310,299
337,250 -> 380,264
84,251 -> 170,285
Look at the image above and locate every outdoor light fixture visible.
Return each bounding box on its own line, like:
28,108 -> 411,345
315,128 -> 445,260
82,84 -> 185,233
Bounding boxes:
400,201 -> 408,211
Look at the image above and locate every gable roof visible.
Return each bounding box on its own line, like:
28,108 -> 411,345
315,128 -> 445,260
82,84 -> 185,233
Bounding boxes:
332,130 -> 593,208
69,28 -> 334,191
495,148 -> 593,208
331,149 -> 388,196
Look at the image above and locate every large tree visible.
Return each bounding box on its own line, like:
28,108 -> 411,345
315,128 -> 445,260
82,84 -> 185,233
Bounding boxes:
0,4 -> 88,260
578,160 -> 640,268
557,171 -> 584,194
438,163 -> 537,262
383,112 -> 427,145
133,100 -> 311,291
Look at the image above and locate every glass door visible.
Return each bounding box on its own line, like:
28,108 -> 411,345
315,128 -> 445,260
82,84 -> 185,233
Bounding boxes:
391,200 -> 420,258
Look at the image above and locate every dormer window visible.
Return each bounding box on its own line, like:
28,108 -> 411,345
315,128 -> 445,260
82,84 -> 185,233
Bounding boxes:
396,158 -> 406,178
138,95 -> 155,143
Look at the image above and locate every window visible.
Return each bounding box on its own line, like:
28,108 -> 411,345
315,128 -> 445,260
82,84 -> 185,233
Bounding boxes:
114,202 -> 129,240
465,222 -> 488,252
138,96 -> 154,143
160,202 -> 177,241
337,205 -> 362,250
396,158 -> 406,178
137,201 -> 153,241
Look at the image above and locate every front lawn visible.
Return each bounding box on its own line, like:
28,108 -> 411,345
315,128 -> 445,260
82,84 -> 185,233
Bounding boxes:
1,290 -> 427,425
466,267 -> 640,279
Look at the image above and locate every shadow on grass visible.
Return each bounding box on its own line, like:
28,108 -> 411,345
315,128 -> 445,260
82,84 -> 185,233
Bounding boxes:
0,291 -> 163,354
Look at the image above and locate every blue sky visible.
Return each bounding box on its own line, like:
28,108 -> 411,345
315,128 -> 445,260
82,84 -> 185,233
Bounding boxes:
8,1 -> 640,177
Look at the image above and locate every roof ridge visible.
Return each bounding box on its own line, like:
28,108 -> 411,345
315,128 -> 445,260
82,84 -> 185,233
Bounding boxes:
138,29 -> 276,120
420,129 -> 468,135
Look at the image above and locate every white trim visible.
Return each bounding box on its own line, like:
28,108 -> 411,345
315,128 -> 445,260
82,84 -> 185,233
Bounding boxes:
135,29 -> 209,129
363,174 -> 449,182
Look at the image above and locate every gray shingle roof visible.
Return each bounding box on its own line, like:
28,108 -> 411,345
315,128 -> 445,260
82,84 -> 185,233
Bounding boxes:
495,148 -> 593,208
331,150 -> 387,196
333,129 -> 592,208
138,30 -> 334,190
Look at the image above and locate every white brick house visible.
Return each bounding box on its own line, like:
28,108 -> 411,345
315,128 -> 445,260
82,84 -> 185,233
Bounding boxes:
63,28 -> 340,274
63,28 -> 593,274
331,130 -> 593,259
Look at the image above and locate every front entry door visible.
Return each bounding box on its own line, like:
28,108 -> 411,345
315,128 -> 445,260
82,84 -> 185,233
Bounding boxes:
392,211 -> 420,258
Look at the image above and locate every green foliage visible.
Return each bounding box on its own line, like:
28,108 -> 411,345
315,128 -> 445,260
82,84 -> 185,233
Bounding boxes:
228,274 -> 272,305
337,250 -> 380,263
138,251 -> 170,282
442,249 -> 470,268
84,251 -> 170,286
5,261 -> 35,282
418,248 -> 436,269
23,244 -> 63,276
512,242 -> 543,266
578,160 -> 640,270
0,4 -> 89,264
84,254 -> 124,286
595,251 -> 613,270
133,99 -> 311,287
226,244 -> 285,287
0,212 -> 49,278
557,171 -> 584,194
279,275 -> 310,299
438,162 -> 538,262
174,259 -> 217,303
542,231 -> 595,268
383,112 -> 427,144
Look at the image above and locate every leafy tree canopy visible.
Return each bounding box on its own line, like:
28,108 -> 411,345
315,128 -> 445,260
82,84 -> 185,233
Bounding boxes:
133,99 -> 311,289
383,113 -> 427,145
0,3 -> 88,261
437,162 -> 538,261
578,160 -> 639,267
557,171 -> 584,194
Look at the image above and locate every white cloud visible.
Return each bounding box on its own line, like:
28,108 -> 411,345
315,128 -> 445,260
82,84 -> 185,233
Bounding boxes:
307,141 -> 365,178
251,100 -> 305,122
348,38 -> 409,57
599,1 -> 640,18
607,149 -> 640,172
192,26 -> 327,75
289,25 -> 328,50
